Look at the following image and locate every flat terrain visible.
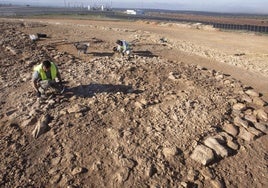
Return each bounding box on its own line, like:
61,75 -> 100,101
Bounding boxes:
148,11 -> 268,26
0,16 -> 268,188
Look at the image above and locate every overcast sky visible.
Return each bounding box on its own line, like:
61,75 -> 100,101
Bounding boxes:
2,0 -> 268,14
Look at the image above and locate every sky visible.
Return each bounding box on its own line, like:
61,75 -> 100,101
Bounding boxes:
2,0 -> 268,14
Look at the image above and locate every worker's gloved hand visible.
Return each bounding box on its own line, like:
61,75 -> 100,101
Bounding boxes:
36,91 -> 41,98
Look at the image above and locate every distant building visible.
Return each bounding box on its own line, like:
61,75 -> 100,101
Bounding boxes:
125,9 -> 144,15
125,10 -> 137,15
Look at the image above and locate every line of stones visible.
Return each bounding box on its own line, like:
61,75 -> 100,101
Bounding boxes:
190,89 -> 268,165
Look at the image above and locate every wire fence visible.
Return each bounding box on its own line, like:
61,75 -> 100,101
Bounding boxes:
212,23 -> 268,33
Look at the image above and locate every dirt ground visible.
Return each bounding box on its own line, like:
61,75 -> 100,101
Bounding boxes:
147,12 -> 268,26
0,17 -> 268,188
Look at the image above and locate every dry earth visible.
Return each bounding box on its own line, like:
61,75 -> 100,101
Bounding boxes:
147,12 -> 268,26
0,17 -> 268,188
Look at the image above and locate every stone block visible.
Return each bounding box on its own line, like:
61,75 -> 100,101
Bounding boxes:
238,127 -> 256,141
190,144 -> 215,165
204,137 -> 228,158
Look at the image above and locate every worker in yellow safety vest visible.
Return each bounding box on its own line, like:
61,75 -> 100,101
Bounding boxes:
32,60 -> 64,97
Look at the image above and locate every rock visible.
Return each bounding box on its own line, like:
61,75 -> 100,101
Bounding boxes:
215,74 -> 224,80
119,157 -> 135,169
180,181 -> 189,188
49,174 -> 62,184
29,109 -> 40,117
25,60 -> 35,67
123,130 -> 132,137
247,126 -> 263,137
218,132 -> 234,142
244,114 -> 257,123
234,117 -> 249,129
245,90 -> 259,97
139,98 -> 148,105
200,167 -> 215,180
204,137 -> 228,158
48,168 -> 58,175
222,123 -> 239,136
252,97 -> 266,107
238,127 -> 256,141
48,99 -> 56,105
71,166 -> 87,175
60,109 -> 68,115
32,114 -> 50,138
210,179 -> 225,188
190,144 -> 215,165
265,106 -> 268,114
162,147 -> 178,158
53,55 -> 61,59
223,79 -> 231,85
244,109 -> 253,115
217,132 -> 238,151
232,110 -> 242,117
6,46 -> 18,55
211,135 -> 225,144
147,164 -> 157,177
253,122 -> 268,133
5,109 -> 17,117
51,157 -> 62,166
226,140 -> 239,151
134,101 -> 144,109
67,185 -> 79,188
67,104 -> 88,114
114,167 -> 130,183
59,173 -> 69,186
92,161 -> 102,171
21,116 -> 37,127
187,169 -> 199,181
195,180 -> 204,188
241,95 -> 252,103
228,98 -> 237,105
255,109 -> 268,121
232,103 -> 246,111
69,96 -> 77,101
168,72 -> 180,80
75,113 -> 84,118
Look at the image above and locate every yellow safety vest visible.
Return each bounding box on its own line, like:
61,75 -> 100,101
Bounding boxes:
34,62 -> 57,80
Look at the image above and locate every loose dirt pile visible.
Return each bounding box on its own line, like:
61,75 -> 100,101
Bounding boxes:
0,19 -> 267,188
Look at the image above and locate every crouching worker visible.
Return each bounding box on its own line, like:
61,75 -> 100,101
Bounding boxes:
32,60 -> 64,98
113,40 -> 132,57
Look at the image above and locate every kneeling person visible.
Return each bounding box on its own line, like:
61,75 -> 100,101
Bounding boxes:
114,40 -> 132,56
32,60 -> 64,97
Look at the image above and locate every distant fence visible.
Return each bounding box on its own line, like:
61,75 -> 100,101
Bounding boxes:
212,23 -> 268,33
119,14 -> 268,34
1,6 -> 268,34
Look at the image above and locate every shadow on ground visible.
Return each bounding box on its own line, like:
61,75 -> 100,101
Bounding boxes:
133,50 -> 158,58
64,83 -> 142,98
89,52 -> 115,57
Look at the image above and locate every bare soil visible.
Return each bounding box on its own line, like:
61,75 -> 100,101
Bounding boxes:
147,12 -> 268,26
0,17 -> 268,188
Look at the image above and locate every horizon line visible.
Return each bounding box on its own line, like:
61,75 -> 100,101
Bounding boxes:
1,3 -> 268,16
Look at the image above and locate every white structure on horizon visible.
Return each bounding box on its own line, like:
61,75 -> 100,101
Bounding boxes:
125,9 -> 144,15
125,9 -> 137,15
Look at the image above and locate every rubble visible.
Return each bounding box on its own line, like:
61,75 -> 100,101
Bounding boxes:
0,19 -> 267,188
